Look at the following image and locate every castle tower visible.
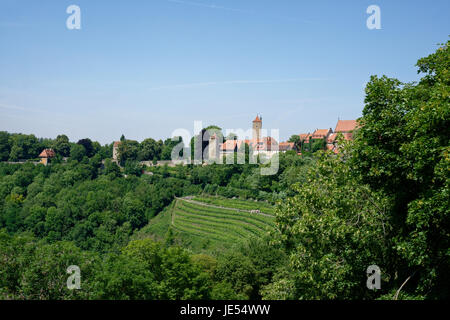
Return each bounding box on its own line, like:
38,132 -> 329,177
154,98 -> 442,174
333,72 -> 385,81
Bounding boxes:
112,141 -> 121,162
252,115 -> 262,141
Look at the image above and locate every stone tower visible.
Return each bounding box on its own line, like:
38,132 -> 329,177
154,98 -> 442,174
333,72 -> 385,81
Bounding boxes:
112,141 -> 121,162
252,115 -> 262,141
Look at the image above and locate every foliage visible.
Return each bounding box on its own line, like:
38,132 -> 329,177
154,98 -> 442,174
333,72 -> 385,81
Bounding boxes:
350,41 -> 450,298
8,134 -> 40,161
273,151 -> 392,299
0,132 -> 11,161
54,135 -> 71,157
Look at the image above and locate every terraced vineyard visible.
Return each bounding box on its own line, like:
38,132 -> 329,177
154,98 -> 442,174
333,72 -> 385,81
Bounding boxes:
170,197 -> 276,250
191,196 -> 277,215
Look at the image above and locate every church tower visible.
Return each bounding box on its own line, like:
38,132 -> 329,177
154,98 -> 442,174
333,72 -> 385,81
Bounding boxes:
252,115 -> 262,141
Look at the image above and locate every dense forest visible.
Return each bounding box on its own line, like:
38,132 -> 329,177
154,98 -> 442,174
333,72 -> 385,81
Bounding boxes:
0,42 -> 448,300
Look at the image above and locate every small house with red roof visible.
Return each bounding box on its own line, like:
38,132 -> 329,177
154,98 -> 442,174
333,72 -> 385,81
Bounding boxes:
39,149 -> 56,166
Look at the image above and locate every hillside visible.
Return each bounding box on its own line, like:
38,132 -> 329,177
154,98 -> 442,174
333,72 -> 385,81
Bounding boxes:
136,196 -> 276,253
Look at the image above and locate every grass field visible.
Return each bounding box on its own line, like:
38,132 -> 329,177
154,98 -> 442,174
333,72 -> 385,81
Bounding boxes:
135,196 -> 276,253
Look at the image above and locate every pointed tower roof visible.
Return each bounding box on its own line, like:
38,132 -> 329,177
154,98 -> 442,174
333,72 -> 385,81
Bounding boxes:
253,115 -> 262,122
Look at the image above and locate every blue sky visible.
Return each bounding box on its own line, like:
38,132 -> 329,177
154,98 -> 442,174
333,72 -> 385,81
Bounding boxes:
0,0 -> 449,144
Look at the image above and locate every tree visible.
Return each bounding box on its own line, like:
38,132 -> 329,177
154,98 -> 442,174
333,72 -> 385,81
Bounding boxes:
138,138 -> 162,161
273,151 -> 392,299
214,250 -> 257,299
351,41 -> 450,298
121,239 -> 211,299
91,252 -> 157,299
8,134 -> 40,161
77,139 -> 94,157
103,159 -> 121,177
117,140 -> 139,165
121,194 -> 146,229
19,241 -> 100,299
288,135 -> 301,151
0,132 -> 10,161
161,137 -> 183,161
70,144 -> 86,161
54,135 -> 71,157
124,160 -> 143,177
0,230 -> 36,298
214,238 -> 286,299
310,139 -> 325,152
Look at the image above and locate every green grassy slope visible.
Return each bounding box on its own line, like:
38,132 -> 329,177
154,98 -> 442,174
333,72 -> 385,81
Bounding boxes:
135,196 -> 276,253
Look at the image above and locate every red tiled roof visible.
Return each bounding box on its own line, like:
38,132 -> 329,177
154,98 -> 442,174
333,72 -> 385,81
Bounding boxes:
312,129 -> 331,138
113,141 -> 121,147
220,140 -> 244,151
335,120 -> 357,133
221,136 -> 279,151
39,149 -> 56,158
299,133 -> 311,141
279,142 -> 294,151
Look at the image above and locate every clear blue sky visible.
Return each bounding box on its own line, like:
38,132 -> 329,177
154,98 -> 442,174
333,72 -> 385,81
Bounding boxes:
0,0 -> 449,144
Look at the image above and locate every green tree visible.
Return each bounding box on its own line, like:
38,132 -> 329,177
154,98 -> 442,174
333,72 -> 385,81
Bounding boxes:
70,144 -> 86,161
0,132 -> 10,161
0,230 -> 36,298
214,250 -> 257,299
92,252 -> 157,299
288,135 -> 301,151
53,134 -> 71,157
121,239 -> 211,299
273,152 -> 392,299
121,194 -> 146,229
19,241 -> 100,299
77,139 -> 94,157
138,138 -> 162,161
103,159 -> 121,177
351,41 -> 450,298
161,137 -> 183,161
124,160 -> 143,177
117,139 -> 139,165
8,134 -> 40,161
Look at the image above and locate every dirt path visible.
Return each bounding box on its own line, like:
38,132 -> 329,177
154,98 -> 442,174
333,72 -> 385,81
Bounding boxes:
175,197 -> 274,218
